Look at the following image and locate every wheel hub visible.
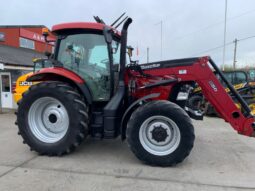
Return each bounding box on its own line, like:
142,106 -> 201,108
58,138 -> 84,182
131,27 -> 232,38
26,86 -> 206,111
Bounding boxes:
49,114 -> 57,123
151,125 -> 169,142
28,97 -> 69,143
139,116 -> 181,156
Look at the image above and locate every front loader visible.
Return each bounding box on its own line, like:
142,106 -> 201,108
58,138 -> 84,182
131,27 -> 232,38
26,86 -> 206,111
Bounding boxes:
187,70 -> 255,116
16,15 -> 255,166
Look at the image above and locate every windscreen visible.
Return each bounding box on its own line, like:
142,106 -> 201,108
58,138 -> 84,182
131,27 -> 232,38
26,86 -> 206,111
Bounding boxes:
57,33 -> 120,101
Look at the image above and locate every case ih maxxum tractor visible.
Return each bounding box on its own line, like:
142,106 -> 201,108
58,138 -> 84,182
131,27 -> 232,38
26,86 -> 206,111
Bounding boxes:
16,15 -> 255,166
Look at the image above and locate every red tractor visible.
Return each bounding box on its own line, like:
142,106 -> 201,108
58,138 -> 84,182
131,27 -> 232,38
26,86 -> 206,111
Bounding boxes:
16,15 -> 255,166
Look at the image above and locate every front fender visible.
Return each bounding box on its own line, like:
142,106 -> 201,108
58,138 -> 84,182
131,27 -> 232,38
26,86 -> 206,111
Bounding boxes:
27,67 -> 85,84
121,93 -> 160,140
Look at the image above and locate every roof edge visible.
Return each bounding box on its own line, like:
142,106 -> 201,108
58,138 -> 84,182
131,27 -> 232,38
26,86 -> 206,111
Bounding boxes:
0,25 -> 47,29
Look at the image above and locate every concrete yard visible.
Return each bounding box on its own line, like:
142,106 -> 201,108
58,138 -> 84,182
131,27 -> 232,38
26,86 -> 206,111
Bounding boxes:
0,113 -> 255,191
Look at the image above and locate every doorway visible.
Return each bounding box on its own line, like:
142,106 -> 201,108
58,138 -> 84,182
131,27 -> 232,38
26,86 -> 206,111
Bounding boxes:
0,73 -> 13,108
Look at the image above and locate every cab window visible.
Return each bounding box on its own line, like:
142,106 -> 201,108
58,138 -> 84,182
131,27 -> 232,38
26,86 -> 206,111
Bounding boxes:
57,33 -> 116,101
233,72 -> 247,84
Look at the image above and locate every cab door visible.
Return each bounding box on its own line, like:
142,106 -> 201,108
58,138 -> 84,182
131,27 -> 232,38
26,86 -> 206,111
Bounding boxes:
0,73 -> 12,108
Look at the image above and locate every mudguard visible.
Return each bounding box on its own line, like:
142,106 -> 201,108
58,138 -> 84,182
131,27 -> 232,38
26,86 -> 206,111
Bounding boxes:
121,93 -> 160,140
27,67 -> 93,104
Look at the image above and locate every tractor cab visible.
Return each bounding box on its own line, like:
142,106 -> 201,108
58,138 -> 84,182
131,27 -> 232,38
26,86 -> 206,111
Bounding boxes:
50,23 -> 121,102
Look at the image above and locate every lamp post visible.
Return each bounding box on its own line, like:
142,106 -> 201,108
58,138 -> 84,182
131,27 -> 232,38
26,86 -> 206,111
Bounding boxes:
233,38 -> 238,70
222,0 -> 228,71
155,20 -> 163,60
147,47 -> 150,63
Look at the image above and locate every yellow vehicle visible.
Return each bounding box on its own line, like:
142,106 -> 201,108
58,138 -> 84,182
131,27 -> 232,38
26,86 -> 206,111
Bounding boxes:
14,72 -> 33,103
193,82 -> 248,94
14,58 -> 53,103
188,70 -> 255,115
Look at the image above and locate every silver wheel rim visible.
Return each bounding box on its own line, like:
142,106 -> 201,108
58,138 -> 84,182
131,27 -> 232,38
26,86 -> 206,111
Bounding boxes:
28,97 -> 69,143
139,115 -> 181,156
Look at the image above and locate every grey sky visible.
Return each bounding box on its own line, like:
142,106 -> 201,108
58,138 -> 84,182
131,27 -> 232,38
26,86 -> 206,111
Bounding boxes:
1,0 -> 255,67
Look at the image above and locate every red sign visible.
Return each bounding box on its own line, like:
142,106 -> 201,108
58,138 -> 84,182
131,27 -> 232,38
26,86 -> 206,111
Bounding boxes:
20,28 -> 55,43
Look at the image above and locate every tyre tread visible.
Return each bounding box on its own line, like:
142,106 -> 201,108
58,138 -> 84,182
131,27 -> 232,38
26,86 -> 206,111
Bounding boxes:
16,81 -> 89,156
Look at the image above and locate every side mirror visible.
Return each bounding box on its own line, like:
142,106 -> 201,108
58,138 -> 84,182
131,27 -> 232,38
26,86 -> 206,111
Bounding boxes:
127,46 -> 134,58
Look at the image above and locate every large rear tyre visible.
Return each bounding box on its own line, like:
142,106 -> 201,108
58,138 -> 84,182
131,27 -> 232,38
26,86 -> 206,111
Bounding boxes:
126,100 -> 195,166
187,95 -> 203,110
16,81 -> 89,156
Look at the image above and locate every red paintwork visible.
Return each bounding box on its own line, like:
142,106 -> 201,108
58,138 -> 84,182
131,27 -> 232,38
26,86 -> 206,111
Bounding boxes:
28,55 -> 254,137
52,22 -> 121,36
125,56 -> 255,137
52,22 -> 105,32
27,67 -> 84,84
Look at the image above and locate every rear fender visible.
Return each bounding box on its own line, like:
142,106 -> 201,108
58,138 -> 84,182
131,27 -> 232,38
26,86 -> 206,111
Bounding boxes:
27,67 -> 93,104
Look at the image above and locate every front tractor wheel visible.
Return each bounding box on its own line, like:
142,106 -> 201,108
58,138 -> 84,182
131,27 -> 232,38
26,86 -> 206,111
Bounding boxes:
126,101 -> 195,166
16,82 -> 89,156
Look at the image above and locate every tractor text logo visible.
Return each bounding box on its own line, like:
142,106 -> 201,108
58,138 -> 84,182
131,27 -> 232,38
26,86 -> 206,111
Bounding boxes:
141,63 -> 160,70
208,81 -> 218,92
19,81 -> 33,86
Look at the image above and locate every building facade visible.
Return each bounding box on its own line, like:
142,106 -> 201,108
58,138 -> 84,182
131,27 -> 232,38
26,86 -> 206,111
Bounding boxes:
0,25 -> 55,53
0,25 -> 55,110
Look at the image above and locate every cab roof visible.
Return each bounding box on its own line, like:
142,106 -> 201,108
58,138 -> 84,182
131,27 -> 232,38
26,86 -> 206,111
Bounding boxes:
52,22 -> 121,36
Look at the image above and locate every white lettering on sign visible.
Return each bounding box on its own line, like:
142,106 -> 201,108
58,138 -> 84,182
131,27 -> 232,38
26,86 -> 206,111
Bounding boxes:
140,63 -> 160,70
33,34 -> 45,42
19,81 -> 33,86
208,81 -> 218,92
179,70 -> 187,74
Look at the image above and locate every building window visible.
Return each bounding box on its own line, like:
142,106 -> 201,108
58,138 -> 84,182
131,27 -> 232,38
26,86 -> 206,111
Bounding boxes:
0,32 -> 5,42
19,37 -> 35,50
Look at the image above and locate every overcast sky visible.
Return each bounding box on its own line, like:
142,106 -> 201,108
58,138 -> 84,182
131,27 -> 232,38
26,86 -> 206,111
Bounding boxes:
1,0 -> 255,68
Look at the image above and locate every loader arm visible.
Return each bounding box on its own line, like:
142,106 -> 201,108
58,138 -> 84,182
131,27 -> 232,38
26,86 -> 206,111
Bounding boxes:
139,56 -> 255,136
179,57 -> 254,136
194,57 -> 255,136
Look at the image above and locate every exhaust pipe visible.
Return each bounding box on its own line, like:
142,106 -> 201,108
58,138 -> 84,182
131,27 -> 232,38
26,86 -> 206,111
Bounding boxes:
119,18 -> 132,82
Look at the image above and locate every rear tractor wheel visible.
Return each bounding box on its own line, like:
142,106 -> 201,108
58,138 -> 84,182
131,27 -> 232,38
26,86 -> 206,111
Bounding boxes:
126,100 -> 195,166
187,95 -> 203,111
16,81 -> 89,156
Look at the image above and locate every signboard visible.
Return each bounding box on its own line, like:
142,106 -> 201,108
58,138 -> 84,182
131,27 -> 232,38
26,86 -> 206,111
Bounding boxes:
0,32 -> 5,42
19,28 -> 55,43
